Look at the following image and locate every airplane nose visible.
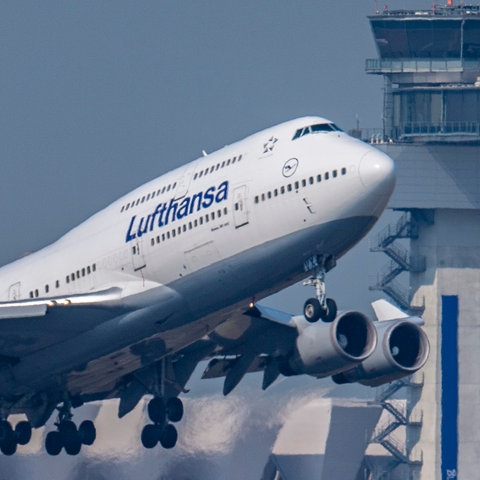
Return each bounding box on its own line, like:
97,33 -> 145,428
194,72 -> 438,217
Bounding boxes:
359,149 -> 396,195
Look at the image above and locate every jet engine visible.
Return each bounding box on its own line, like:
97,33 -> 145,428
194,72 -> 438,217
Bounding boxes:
280,311 -> 377,378
332,318 -> 430,387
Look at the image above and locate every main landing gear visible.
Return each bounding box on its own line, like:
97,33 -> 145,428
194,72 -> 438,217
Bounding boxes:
303,255 -> 338,323
45,403 -> 96,456
141,396 -> 183,450
0,419 -> 32,456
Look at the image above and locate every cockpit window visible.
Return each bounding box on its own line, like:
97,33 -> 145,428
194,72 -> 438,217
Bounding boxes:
292,122 -> 342,140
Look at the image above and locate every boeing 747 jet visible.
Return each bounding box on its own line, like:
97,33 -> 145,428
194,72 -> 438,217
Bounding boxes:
0,117 -> 429,456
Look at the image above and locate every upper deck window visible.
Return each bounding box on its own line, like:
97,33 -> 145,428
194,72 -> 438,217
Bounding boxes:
292,123 -> 342,140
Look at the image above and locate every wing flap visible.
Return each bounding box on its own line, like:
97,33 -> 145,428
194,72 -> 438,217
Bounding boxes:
198,304 -> 298,394
201,355 -> 268,379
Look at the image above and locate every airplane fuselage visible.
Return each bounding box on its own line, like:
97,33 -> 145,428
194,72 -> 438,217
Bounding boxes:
1,117 -> 393,304
0,116 -> 395,406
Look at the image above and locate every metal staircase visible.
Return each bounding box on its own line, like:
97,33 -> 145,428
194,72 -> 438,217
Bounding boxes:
368,374 -> 425,480
370,212 -> 425,314
367,215 -> 428,479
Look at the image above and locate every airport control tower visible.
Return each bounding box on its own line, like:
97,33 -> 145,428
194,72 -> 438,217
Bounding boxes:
364,3 -> 480,480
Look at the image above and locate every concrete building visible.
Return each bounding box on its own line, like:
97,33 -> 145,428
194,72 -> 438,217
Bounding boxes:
261,399 -> 382,480
364,3 -> 480,479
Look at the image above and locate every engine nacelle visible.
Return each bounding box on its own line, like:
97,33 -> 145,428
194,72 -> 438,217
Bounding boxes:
332,319 -> 430,387
281,311 -> 377,378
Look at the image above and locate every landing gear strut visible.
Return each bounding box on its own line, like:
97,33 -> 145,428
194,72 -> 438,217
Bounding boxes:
45,402 -> 96,456
140,359 -> 184,450
303,255 -> 337,323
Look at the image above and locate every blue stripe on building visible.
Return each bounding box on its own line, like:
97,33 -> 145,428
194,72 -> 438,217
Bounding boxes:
441,295 -> 458,480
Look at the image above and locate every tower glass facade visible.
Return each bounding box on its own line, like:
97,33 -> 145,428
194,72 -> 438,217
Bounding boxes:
367,7 -> 480,142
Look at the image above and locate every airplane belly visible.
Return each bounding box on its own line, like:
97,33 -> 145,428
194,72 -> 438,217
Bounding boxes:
2,215 -> 375,400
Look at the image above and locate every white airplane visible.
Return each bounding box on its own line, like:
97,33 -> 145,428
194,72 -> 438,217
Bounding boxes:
0,116 -> 429,456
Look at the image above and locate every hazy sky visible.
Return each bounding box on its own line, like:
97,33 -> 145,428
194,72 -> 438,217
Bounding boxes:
0,0 -> 445,476
0,0 -> 439,315
0,0 -> 434,265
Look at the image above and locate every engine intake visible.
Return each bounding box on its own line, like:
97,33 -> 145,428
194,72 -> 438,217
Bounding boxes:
332,319 -> 430,387
282,311 -> 377,378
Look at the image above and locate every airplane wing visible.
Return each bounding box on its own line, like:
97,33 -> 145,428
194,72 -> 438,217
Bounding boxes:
199,304 -> 298,394
58,304 -> 298,420
0,281 -> 159,359
3,298 -> 427,432
71,301 -> 376,420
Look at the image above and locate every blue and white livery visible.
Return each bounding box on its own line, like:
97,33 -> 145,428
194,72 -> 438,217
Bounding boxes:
0,116 -> 429,456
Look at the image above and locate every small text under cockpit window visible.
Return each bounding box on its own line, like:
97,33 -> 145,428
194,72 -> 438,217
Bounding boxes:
292,123 -> 343,140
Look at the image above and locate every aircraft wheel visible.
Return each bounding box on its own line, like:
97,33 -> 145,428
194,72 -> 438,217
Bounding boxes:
303,298 -> 322,323
148,397 -> 166,424
58,420 -> 76,438
79,420 -> 96,446
59,420 -> 81,456
141,424 -> 160,449
64,435 -> 82,456
166,398 -> 183,423
320,298 -> 337,323
0,421 -> 14,443
15,421 -> 32,446
160,424 -> 177,449
0,438 -> 17,456
45,431 -> 63,456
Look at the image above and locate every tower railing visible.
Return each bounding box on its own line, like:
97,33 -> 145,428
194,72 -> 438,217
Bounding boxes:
366,58 -> 480,74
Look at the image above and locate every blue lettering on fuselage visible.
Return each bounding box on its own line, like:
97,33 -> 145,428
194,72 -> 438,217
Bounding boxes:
125,180 -> 229,243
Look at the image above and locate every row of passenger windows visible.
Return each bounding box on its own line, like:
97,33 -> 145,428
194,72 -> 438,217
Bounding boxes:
193,155 -> 242,180
28,264 -> 97,299
28,165 -> 345,299
147,207 -> 229,248
120,154 -> 242,214
120,182 -> 178,213
254,168 -> 347,204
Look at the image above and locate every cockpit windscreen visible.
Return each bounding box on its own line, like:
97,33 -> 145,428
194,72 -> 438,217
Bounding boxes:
292,123 -> 343,140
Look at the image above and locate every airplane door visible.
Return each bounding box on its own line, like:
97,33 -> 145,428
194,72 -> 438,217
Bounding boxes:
233,185 -> 249,228
174,165 -> 195,200
8,282 -> 21,300
131,239 -> 146,272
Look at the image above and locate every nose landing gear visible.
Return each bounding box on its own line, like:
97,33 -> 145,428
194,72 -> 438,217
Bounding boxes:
303,255 -> 338,323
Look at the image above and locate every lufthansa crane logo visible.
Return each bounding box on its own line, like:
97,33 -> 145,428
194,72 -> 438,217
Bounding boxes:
282,158 -> 298,177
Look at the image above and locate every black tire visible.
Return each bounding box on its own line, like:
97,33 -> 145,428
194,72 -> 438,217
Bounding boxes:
64,435 -> 82,456
15,421 -> 32,446
79,420 -> 96,446
58,420 -> 77,438
166,398 -> 184,423
303,298 -> 322,323
141,424 -> 160,449
59,420 -> 81,456
320,298 -> 337,323
148,397 -> 166,424
160,424 -> 177,449
0,421 -> 13,445
45,431 -> 63,456
0,438 -> 17,456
